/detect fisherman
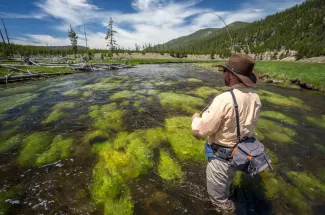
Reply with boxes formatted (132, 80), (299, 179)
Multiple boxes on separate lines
(191, 54), (261, 213)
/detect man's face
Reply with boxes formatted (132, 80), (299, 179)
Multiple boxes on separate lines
(223, 70), (230, 86)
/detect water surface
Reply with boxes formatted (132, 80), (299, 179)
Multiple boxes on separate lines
(0, 64), (325, 215)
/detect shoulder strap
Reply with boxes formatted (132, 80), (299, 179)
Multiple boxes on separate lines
(229, 89), (241, 143)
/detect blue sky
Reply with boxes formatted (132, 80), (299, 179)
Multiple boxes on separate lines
(0, 0), (305, 49)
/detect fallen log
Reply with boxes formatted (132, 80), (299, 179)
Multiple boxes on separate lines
(0, 72), (73, 83)
(0, 64), (32, 74)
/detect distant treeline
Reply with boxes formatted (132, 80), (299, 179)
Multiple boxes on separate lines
(148, 0), (325, 59)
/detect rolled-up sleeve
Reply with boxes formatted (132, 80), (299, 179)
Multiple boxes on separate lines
(191, 96), (229, 137)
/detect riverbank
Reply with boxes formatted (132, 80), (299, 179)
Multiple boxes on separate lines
(197, 61), (325, 92)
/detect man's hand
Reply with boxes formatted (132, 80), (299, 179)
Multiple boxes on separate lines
(192, 113), (200, 121)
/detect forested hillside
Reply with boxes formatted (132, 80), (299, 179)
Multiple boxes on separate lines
(149, 0), (325, 59)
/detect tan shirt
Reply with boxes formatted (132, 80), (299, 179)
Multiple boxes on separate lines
(191, 83), (262, 147)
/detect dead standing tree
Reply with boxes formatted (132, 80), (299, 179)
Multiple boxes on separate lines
(105, 17), (118, 54)
(68, 25), (78, 57)
(1, 18), (13, 58)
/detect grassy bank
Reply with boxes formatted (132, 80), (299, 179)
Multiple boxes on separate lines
(197, 61), (325, 91)
(0, 65), (75, 77)
(101, 58), (214, 65)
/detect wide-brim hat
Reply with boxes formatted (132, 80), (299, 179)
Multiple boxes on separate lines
(217, 54), (259, 87)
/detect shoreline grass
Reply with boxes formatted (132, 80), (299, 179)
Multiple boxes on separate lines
(196, 61), (325, 91)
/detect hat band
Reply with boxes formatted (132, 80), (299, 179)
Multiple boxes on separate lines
(225, 64), (248, 77)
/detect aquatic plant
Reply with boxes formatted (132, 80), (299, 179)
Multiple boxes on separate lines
(278, 181), (311, 213)
(287, 171), (325, 201)
(62, 89), (79, 96)
(158, 150), (183, 182)
(81, 82), (119, 91)
(257, 118), (295, 143)
(53, 101), (76, 110)
(314, 143), (325, 154)
(0, 187), (16, 214)
(306, 115), (325, 129)
(83, 91), (92, 98)
(0, 93), (39, 113)
(84, 130), (110, 145)
(0, 85), (37, 97)
(0, 134), (23, 153)
(258, 90), (310, 110)
(158, 92), (205, 114)
(35, 135), (74, 166)
(93, 109), (124, 132)
(17, 132), (52, 166)
(187, 78), (203, 83)
(192, 86), (221, 99)
(260, 111), (298, 126)
(43, 102), (76, 124)
(165, 117), (205, 163)
(155, 81), (174, 87)
(111, 90), (134, 100)
(145, 127), (168, 148)
(29, 105), (39, 113)
(42, 110), (67, 124)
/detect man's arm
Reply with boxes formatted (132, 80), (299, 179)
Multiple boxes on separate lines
(191, 96), (229, 137)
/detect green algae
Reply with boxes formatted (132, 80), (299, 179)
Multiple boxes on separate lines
(258, 90), (310, 110)
(165, 117), (205, 163)
(287, 171), (325, 201)
(0, 85), (37, 97)
(83, 91), (92, 98)
(192, 86), (221, 99)
(187, 78), (203, 83)
(62, 89), (79, 96)
(104, 192), (133, 215)
(111, 90), (134, 100)
(260, 111), (298, 126)
(17, 132), (52, 166)
(43, 102), (76, 124)
(84, 130), (110, 145)
(314, 143), (325, 154)
(0, 93), (39, 113)
(2, 115), (26, 128)
(279, 181), (311, 214)
(145, 127), (168, 148)
(42, 110), (67, 124)
(81, 82), (119, 91)
(29, 105), (39, 113)
(158, 92), (205, 114)
(0, 187), (17, 214)
(35, 135), (74, 166)
(158, 150), (183, 182)
(257, 118), (296, 143)
(306, 115), (325, 129)
(0, 134), (23, 153)
(93, 109), (124, 132)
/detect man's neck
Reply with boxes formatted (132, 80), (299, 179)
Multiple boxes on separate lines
(231, 83), (248, 88)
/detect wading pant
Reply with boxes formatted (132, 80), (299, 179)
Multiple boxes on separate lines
(206, 158), (237, 206)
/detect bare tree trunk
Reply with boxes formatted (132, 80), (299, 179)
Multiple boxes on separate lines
(1, 18), (13, 58)
(83, 19), (88, 48)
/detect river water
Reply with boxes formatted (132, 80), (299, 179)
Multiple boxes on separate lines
(0, 64), (324, 215)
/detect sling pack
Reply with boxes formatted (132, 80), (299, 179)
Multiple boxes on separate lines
(229, 89), (273, 176)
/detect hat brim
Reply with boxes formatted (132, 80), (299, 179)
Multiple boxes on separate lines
(217, 64), (259, 87)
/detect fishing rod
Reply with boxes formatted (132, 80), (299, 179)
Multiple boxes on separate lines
(196, 12), (234, 53)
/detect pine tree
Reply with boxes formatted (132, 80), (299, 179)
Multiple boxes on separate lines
(68, 25), (78, 57)
(105, 17), (118, 53)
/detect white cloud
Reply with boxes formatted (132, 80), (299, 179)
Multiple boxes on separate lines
(132, 0), (165, 11)
(9, 0), (305, 49)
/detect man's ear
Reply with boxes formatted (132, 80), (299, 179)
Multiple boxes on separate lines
(229, 72), (236, 79)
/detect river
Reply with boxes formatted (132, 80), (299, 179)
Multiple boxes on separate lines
(0, 64), (325, 215)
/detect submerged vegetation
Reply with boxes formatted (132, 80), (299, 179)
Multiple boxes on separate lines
(0, 63), (325, 215)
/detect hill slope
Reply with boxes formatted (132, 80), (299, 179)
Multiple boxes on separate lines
(150, 0), (325, 59)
